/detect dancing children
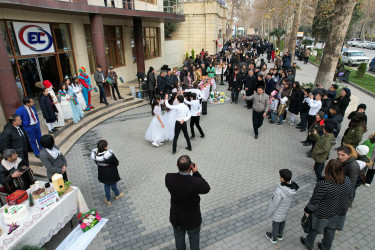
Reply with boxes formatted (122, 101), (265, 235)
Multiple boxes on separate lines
(91, 139), (124, 206)
(145, 95), (166, 147)
(184, 93), (205, 139)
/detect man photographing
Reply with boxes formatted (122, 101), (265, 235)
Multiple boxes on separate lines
(165, 155), (211, 250)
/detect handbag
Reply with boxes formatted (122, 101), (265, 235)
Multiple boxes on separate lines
(301, 214), (312, 233)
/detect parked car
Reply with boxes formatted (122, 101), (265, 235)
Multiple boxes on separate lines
(366, 42), (375, 50)
(358, 41), (370, 48)
(347, 38), (362, 46)
(341, 50), (370, 66)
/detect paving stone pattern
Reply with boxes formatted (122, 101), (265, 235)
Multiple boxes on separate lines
(44, 60), (375, 250)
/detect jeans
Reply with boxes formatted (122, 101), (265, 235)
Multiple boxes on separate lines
(278, 114), (284, 124)
(231, 89), (239, 103)
(270, 110), (276, 122)
(25, 125), (42, 156)
(272, 221), (285, 240)
(300, 112), (308, 129)
(173, 225), (200, 250)
(98, 86), (107, 103)
(314, 162), (325, 180)
(305, 227), (336, 250)
(252, 110), (265, 135)
(173, 121), (192, 152)
(104, 182), (119, 202)
(190, 116), (204, 137)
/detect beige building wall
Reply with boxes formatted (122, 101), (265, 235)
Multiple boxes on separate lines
(172, 0), (228, 55)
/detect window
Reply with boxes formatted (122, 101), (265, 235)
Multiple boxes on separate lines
(53, 23), (73, 52)
(138, 0), (157, 4)
(143, 27), (160, 60)
(131, 28), (136, 63)
(84, 25), (95, 74)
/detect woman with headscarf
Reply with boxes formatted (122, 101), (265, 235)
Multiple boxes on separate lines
(334, 87), (351, 117)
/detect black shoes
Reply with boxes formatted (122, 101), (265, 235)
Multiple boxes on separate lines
(200, 134), (205, 138)
(185, 147), (192, 151)
(300, 237), (312, 250)
(105, 102), (109, 105)
(303, 142), (312, 146)
(172, 151), (176, 154)
(301, 140), (308, 143)
(114, 97), (117, 101)
(317, 242), (323, 250)
(190, 135), (195, 139)
(254, 134), (258, 139)
(119, 96), (124, 99)
(300, 129), (306, 132)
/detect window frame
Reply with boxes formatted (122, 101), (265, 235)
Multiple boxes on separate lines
(143, 27), (160, 60)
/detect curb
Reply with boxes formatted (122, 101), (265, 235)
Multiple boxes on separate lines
(308, 61), (375, 98)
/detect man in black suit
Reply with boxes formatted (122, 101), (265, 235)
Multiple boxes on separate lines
(165, 155), (210, 250)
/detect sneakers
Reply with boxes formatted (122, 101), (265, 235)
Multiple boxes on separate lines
(104, 199), (111, 206)
(265, 232), (277, 244)
(115, 192), (125, 200)
(277, 234), (283, 241)
(290, 122), (295, 126)
(158, 142), (164, 146)
(277, 123), (282, 126)
(152, 141), (159, 147)
(365, 183), (371, 187)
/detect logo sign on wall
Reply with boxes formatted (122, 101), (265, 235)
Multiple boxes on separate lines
(13, 22), (55, 56)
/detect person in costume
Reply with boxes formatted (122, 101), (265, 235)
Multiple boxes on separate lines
(78, 67), (94, 110)
(42, 80), (65, 127)
(72, 76), (87, 111)
(66, 78), (84, 123)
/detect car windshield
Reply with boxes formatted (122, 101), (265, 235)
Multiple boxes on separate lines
(349, 52), (365, 56)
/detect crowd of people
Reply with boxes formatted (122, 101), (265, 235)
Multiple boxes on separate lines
(0, 34), (374, 250)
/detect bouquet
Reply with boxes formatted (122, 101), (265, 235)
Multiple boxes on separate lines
(77, 209), (101, 232)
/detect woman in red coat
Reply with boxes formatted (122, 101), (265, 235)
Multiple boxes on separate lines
(271, 50), (276, 62)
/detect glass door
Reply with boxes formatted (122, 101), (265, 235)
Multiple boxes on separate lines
(38, 55), (60, 90)
(18, 58), (41, 99)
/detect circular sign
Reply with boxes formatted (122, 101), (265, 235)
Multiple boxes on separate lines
(18, 25), (53, 52)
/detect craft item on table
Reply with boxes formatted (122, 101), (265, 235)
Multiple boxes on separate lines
(7, 222), (19, 235)
(6, 190), (28, 205)
(78, 209), (102, 232)
(57, 181), (72, 197)
(119, 77), (124, 83)
(93, 87), (98, 92)
(9, 165), (36, 191)
(28, 193), (35, 207)
(3, 205), (29, 224)
(52, 173), (65, 192)
(37, 190), (60, 211)
(105, 77), (113, 84)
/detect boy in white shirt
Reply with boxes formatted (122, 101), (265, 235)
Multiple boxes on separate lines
(277, 96), (288, 125)
(184, 93), (205, 139)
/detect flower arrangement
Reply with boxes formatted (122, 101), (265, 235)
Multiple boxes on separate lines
(77, 209), (101, 232)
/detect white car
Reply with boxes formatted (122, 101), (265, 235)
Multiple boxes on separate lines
(358, 41), (370, 48)
(366, 42), (375, 50)
(341, 50), (370, 66)
(347, 38), (362, 46)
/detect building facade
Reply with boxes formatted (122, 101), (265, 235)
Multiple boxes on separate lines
(172, 0), (228, 56)
(0, 0), (184, 125)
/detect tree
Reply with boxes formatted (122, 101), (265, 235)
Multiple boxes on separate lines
(287, 0), (304, 64)
(314, 0), (357, 89)
(164, 22), (177, 38)
(270, 28), (286, 48)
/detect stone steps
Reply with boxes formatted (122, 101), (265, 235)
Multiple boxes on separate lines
(29, 97), (148, 177)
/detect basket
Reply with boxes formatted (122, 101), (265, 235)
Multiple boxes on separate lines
(6, 190), (28, 205)
(77, 209), (101, 232)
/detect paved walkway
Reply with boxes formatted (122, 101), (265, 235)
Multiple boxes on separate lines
(43, 59), (375, 250)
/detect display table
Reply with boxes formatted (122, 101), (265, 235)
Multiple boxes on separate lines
(199, 78), (217, 101)
(0, 186), (88, 250)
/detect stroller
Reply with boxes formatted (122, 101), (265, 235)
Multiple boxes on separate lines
(369, 57), (375, 72)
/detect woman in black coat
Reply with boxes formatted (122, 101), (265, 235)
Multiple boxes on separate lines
(288, 81), (302, 125)
(91, 139), (124, 205)
(40, 88), (57, 133)
(334, 87), (351, 117)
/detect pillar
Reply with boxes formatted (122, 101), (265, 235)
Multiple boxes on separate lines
(133, 18), (145, 74)
(0, 27), (22, 119)
(89, 14), (110, 97)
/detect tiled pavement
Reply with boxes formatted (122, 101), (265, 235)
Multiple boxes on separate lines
(43, 60), (375, 250)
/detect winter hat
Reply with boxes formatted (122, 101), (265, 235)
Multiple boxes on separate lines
(78, 66), (86, 73)
(323, 123), (334, 133)
(357, 103), (366, 111)
(317, 111), (325, 119)
(356, 145), (369, 156)
(42, 80), (52, 88)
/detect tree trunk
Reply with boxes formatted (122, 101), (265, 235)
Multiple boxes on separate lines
(283, 9), (295, 52)
(288, 0), (303, 64)
(314, 0), (357, 89)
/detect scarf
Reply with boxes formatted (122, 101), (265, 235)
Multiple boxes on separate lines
(1, 158), (22, 171)
(46, 147), (61, 159)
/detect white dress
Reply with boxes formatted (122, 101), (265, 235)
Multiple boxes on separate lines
(145, 105), (167, 144)
(58, 91), (73, 120)
(163, 99), (178, 141)
(47, 87), (65, 127)
(72, 84), (87, 111)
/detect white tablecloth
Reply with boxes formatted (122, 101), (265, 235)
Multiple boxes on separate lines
(200, 79), (217, 101)
(0, 186), (89, 250)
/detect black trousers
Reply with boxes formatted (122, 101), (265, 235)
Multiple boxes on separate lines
(190, 116), (204, 137)
(252, 110), (265, 135)
(173, 121), (191, 152)
(245, 92), (253, 108)
(306, 115), (316, 142)
(366, 169), (375, 184)
(149, 90), (155, 105)
(111, 83), (121, 99)
(314, 162), (325, 180)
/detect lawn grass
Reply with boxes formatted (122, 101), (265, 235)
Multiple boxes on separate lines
(308, 55), (375, 94)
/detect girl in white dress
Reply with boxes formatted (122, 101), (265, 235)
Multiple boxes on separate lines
(58, 83), (73, 120)
(145, 96), (166, 147)
(72, 77), (87, 111)
(42, 80), (65, 127)
(163, 93), (178, 141)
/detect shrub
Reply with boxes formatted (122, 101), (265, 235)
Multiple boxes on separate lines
(356, 63), (367, 78)
(185, 52), (189, 60)
(191, 49), (195, 58)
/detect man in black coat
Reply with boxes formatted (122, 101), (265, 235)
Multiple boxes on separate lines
(165, 69), (173, 94)
(229, 68), (243, 104)
(156, 71), (167, 98)
(165, 155), (210, 250)
(265, 73), (276, 96)
(1, 114), (31, 165)
(243, 70), (257, 109)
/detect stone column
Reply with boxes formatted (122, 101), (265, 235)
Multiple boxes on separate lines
(133, 18), (145, 74)
(0, 28), (22, 119)
(89, 13), (110, 97)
